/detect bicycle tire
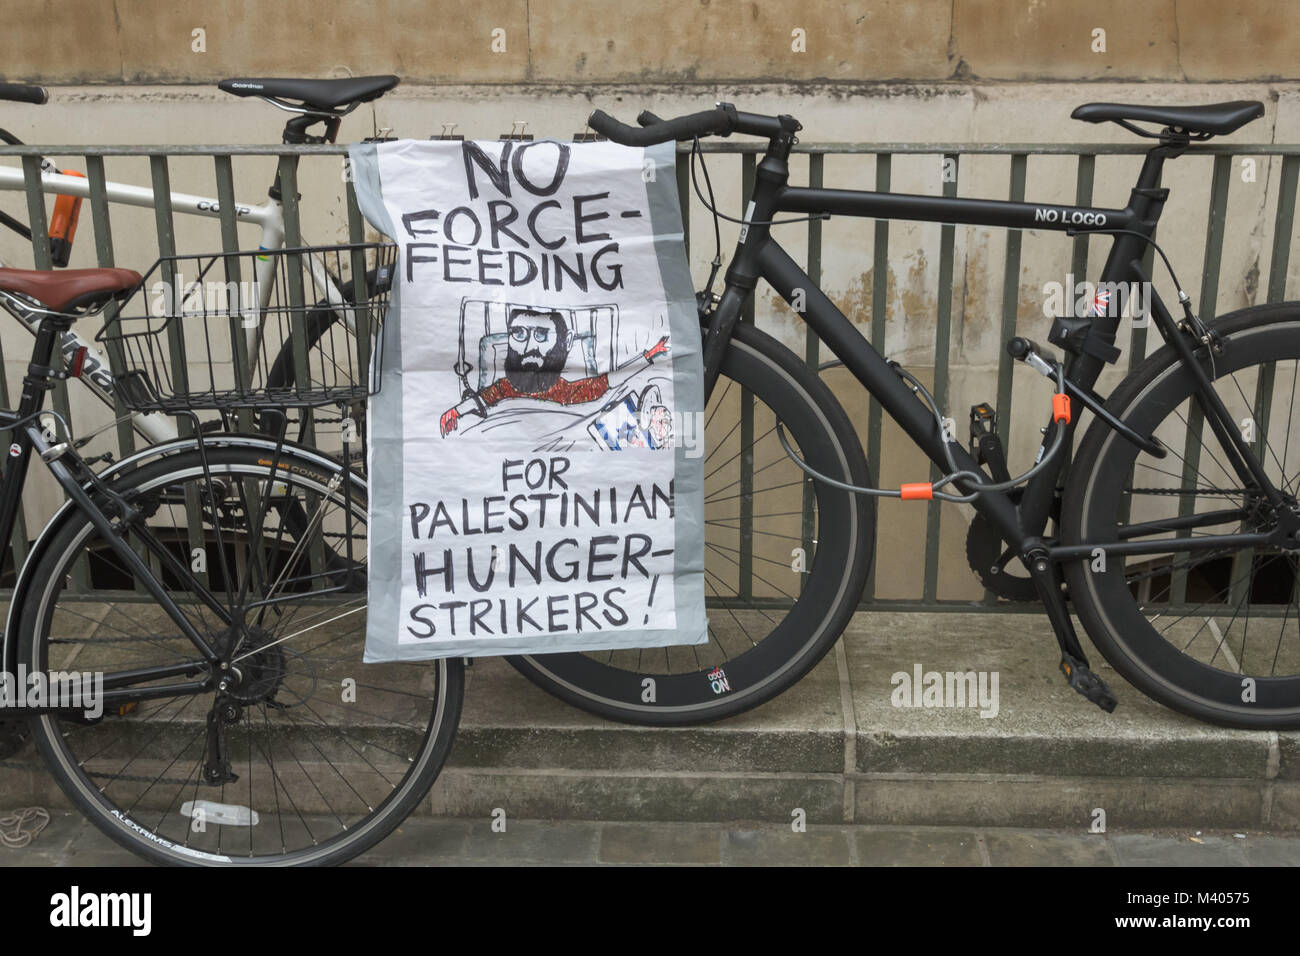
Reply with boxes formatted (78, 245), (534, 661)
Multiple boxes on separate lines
(506, 321), (875, 724)
(1063, 304), (1300, 728)
(19, 442), (463, 865)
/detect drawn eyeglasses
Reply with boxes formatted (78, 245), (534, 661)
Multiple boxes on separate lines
(509, 326), (553, 344)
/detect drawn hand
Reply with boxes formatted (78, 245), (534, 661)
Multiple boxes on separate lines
(440, 407), (459, 437)
(644, 336), (670, 362)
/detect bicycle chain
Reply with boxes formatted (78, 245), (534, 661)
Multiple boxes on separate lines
(1128, 487), (1247, 497)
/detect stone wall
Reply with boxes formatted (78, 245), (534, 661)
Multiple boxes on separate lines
(2, 1), (1294, 85)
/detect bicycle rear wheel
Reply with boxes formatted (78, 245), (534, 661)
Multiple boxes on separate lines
(19, 443), (462, 865)
(506, 322), (875, 724)
(1064, 305), (1300, 727)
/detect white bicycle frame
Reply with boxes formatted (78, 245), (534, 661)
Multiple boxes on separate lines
(0, 164), (355, 443)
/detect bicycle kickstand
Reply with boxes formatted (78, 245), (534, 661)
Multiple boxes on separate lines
(1021, 537), (1119, 714)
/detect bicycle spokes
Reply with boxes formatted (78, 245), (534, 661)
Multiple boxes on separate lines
(1116, 352), (1300, 676)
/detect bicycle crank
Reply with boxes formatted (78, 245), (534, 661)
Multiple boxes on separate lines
(964, 488), (1060, 601)
(965, 511), (1038, 601)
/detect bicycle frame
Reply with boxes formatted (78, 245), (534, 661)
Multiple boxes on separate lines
(0, 301), (375, 715)
(0, 312), (219, 714)
(0, 164), (355, 443)
(704, 134), (1293, 654)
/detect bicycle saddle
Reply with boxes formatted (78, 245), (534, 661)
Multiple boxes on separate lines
(0, 267), (140, 314)
(1071, 101), (1264, 136)
(217, 76), (399, 111)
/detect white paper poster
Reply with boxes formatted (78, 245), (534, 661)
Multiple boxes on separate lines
(349, 138), (707, 660)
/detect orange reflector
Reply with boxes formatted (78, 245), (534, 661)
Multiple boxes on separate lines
(900, 482), (934, 500)
(1052, 393), (1071, 424)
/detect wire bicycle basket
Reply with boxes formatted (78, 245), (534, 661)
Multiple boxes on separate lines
(96, 242), (396, 413)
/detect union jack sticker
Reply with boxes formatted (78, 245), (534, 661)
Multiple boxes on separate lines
(1091, 289), (1112, 317)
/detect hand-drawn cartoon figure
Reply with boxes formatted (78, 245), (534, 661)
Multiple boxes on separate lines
(440, 305), (670, 438)
(588, 384), (674, 451)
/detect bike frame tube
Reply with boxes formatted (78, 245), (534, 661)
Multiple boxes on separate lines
(0, 166), (275, 227)
(0, 319), (222, 713)
(778, 187), (1134, 234)
(0, 163), (356, 443)
(0, 164), (285, 445)
(708, 140), (1174, 555)
(17, 435), (219, 663)
(0, 431), (367, 677)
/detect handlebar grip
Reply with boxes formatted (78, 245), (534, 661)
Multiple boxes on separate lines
(637, 110), (665, 127)
(0, 83), (48, 105)
(1006, 337), (1039, 360)
(587, 107), (734, 146)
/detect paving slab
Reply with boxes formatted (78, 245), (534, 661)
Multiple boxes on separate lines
(982, 829), (1114, 866)
(854, 827), (983, 866)
(1241, 834), (1300, 866)
(457, 819), (602, 864)
(599, 823), (722, 864)
(723, 826), (853, 866)
(1110, 833), (1250, 867)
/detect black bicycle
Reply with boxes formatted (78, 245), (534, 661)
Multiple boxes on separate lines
(498, 98), (1300, 730)
(0, 237), (463, 866)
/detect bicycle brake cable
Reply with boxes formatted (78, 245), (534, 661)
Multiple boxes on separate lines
(690, 136), (724, 299)
(1066, 225), (1221, 377)
(691, 136), (832, 235)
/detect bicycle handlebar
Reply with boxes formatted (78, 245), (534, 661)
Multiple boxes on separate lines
(0, 83), (48, 106)
(587, 103), (797, 145)
(588, 106), (735, 145)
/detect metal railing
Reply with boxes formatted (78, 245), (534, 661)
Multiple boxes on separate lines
(0, 137), (1296, 611)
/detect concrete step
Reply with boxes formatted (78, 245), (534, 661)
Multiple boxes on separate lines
(432, 610), (1300, 831)
(3, 610), (1299, 832)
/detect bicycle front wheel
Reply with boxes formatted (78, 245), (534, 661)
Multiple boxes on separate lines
(19, 442), (462, 865)
(1064, 304), (1300, 727)
(506, 321), (875, 724)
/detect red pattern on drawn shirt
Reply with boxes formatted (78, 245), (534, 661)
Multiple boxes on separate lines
(478, 373), (610, 407)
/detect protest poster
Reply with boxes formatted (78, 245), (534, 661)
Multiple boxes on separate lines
(349, 137), (707, 659)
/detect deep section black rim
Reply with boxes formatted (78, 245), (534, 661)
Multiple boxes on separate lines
(512, 334), (863, 712)
(1077, 318), (1300, 711)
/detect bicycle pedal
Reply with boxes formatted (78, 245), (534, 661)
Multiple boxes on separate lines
(968, 403), (1012, 483)
(1059, 654), (1118, 713)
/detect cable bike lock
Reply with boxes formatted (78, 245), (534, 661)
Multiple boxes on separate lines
(774, 357), (1072, 503)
